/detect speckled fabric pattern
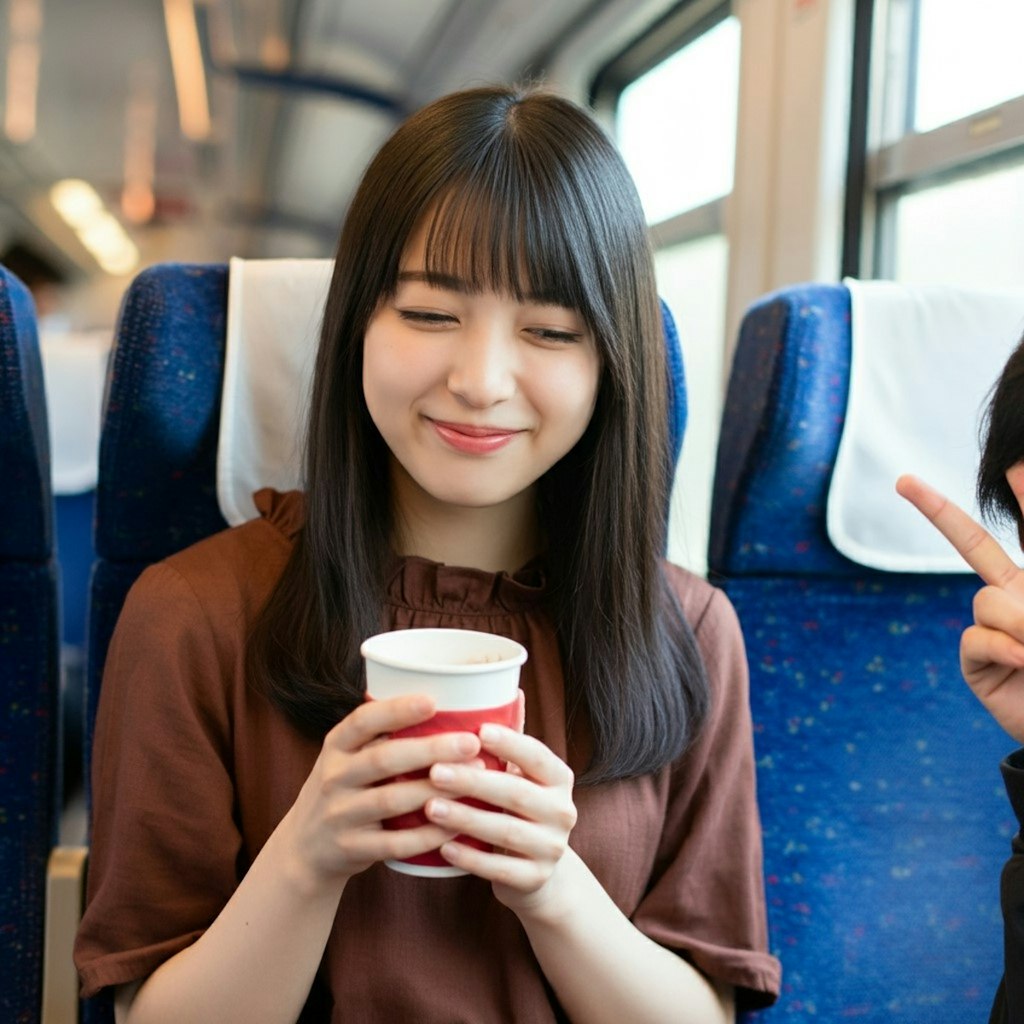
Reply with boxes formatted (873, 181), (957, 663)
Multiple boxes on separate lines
(715, 283), (1011, 1021)
(85, 263), (231, 1024)
(661, 296), (687, 470)
(86, 264), (229, 804)
(95, 263), (229, 563)
(0, 265), (60, 1024)
(710, 284), (856, 577)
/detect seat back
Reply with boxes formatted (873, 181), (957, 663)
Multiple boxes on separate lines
(0, 265), (60, 1023)
(712, 283), (1011, 1021)
(85, 265), (230, 790)
(81, 263), (229, 1024)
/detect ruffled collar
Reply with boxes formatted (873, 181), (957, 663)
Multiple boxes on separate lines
(385, 555), (546, 615)
(254, 487), (547, 614)
(254, 486), (304, 540)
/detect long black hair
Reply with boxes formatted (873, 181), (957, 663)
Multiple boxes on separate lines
(978, 332), (1024, 536)
(247, 85), (709, 783)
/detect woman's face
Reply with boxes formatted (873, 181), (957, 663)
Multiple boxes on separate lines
(362, 221), (601, 521)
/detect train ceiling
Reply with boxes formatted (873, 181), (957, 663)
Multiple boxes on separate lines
(0, 0), (609, 281)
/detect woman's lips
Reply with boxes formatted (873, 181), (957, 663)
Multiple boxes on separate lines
(429, 419), (521, 454)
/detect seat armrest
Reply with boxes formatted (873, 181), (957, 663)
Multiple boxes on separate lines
(42, 845), (88, 1024)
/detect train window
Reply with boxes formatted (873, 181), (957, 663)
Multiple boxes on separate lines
(616, 16), (739, 224)
(891, 161), (1024, 289)
(871, 0), (1024, 285)
(595, 3), (739, 574)
(913, 0), (1024, 133)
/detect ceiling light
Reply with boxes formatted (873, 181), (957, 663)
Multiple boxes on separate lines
(4, 0), (42, 143)
(122, 67), (158, 224)
(163, 0), (211, 141)
(95, 242), (140, 278)
(50, 179), (139, 278)
(50, 180), (104, 229)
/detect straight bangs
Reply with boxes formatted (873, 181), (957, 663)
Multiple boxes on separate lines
(415, 171), (616, 348)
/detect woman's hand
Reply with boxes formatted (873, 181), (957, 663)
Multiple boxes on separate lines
(282, 695), (483, 894)
(423, 723), (578, 916)
(897, 470), (1024, 744)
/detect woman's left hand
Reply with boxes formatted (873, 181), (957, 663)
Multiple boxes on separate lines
(424, 723), (578, 915)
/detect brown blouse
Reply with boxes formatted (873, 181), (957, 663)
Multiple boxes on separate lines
(75, 489), (781, 1019)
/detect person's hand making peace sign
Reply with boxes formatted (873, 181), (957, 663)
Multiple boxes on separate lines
(897, 467), (1024, 746)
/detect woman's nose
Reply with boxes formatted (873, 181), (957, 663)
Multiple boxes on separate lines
(445, 326), (516, 407)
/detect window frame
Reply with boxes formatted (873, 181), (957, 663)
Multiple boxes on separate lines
(865, 0), (1024, 278)
(590, 0), (733, 251)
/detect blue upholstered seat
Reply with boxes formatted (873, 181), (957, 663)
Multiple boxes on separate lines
(85, 264), (230, 801)
(713, 283), (1010, 1021)
(82, 263), (229, 1024)
(0, 265), (61, 1023)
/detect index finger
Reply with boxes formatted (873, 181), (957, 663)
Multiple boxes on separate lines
(328, 694), (437, 751)
(478, 725), (574, 787)
(895, 474), (1022, 591)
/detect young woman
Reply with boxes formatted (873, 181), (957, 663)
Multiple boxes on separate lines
(898, 336), (1024, 1024)
(75, 85), (780, 1023)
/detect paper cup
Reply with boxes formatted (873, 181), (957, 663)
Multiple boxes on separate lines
(360, 628), (527, 877)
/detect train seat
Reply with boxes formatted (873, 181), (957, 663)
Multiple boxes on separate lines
(75, 260), (688, 1021)
(0, 265), (61, 1023)
(711, 281), (1024, 1021)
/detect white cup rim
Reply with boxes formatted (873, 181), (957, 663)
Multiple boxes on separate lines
(360, 627), (527, 675)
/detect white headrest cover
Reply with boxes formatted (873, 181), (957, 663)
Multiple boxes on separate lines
(828, 279), (1024, 572)
(217, 257), (333, 525)
(40, 329), (112, 495)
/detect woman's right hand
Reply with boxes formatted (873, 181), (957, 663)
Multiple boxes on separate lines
(897, 471), (1024, 745)
(281, 694), (482, 893)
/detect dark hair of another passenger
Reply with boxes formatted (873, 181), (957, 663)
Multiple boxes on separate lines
(245, 84), (709, 784)
(978, 333), (1024, 538)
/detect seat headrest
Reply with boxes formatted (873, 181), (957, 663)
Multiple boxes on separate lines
(218, 257), (332, 525)
(828, 279), (1024, 572)
(710, 281), (1024, 578)
(40, 330), (112, 495)
(95, 263), (228, 563)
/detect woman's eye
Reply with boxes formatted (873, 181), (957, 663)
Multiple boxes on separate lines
(398, 309), (457, 327)
(529, 327), (583, 344)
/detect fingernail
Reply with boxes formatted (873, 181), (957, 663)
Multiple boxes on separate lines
(479, 724), (499, 742)
(430, 799), (449, 820)
(455, 733), (477, 754)
(432, 765), (454, 783)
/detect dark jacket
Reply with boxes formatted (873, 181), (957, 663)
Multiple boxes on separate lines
(991, 750), (1024, 1024)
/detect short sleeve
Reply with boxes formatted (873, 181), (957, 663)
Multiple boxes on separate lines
(74, 562), (243, 998)
(631, 584), (781, 1009)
